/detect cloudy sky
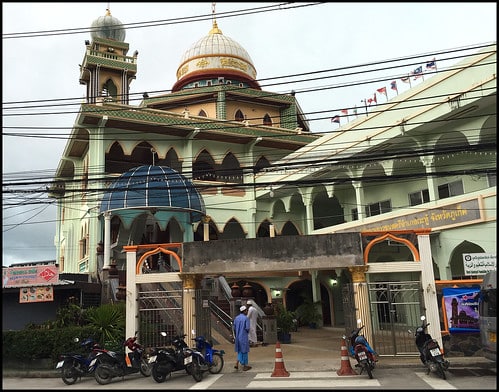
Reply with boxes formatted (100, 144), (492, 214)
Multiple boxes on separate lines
(2, 2), (496, 266)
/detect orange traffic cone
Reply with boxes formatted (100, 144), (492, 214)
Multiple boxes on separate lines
(271, 341), (290, 377)
(337, 337), (357, 376)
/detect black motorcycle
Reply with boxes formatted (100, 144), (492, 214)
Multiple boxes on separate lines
(56, 337), (106, 385)
(410, 315), (450, 379)
(149, 333), (206, 383)
(93, 334), (151, 385)
(193, 335), (225, 374)
(347, 320), (377, 379)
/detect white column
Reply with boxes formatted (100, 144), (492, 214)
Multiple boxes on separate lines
(126, 247), (138, 340)
(421, 156), (439, 201)
(103, 211), (111, 268)
(353, 181), (365, 220)
(418, 232), (443, 348)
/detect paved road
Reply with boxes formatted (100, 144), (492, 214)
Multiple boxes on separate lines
(2, 366), (497, 390)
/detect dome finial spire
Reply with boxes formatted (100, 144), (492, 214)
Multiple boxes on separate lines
(106, 2), (111, 16)
(209, 2), (222, 35)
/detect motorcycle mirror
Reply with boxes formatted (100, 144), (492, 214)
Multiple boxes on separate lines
(160, 331), (167, 337)
(420, 315), (426, 321)
(73, 337), (80, 343)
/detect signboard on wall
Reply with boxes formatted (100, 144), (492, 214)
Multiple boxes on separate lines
(2, 265), (58, 288)
(19, 286), (54, 303)
(442, 287), (480, 333)
(462, 253), (496, 275)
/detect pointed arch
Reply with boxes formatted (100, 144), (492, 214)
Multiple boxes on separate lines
(281, 221), (300, 236)
(193, 149), (216, 181)
(157, 147), (182, 173)
(254, 156), (271, 173)
(220, 152), (243, 183)
(221, 217), (246, 239)
(363, 233), (420, 264)
(263, 113), (272, 126)
(102, 78), (117, 100)
(235, 109), (245, 122)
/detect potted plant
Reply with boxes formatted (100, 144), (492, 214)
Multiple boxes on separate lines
(295, 296), (322, 329)
(275, 303), (295, 343)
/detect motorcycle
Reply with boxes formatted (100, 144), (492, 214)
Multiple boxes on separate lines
(92, 333), (151, 385)
(410, 315), (450, 379)
(193, 335), (225, 374)
(149, 332), (206, 383)
(55, 337), (106, 385)
(346, 319), (377, 379)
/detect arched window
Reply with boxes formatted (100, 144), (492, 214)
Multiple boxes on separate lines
(254, 156), (271, 173)
(193, 150), (216, 181)
(198, 109), (207, 117)
(102, 79), (117, 100)
(220, 153), (243, 183)
(235, 109), (245, 122)
(263, 113), (272, 126)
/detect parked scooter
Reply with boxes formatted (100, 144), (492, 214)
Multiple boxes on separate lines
(193, 335), (225, 374)
(92, 333), (151, 385)
(149, 332), (206, 383)
(410, 315), (450, 379)
(56, 337), (106, 385)
(346, 319), (377, 379)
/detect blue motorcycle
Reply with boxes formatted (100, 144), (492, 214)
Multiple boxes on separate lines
(55, 337), (105, 385)
(193, 335), (225, 374)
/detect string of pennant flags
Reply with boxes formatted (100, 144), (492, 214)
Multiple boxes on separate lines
(331, 58), (437, 125)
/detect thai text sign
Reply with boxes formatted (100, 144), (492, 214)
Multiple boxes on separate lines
(356, 198), (481, 232)
(462, 253), (496, 275)
(2, 265), (59, 288)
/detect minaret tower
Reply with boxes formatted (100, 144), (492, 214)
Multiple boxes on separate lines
(79, 7), (137, 104)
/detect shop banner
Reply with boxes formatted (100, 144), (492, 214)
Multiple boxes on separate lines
(442, 287), (480, 333)
(19, 286), (54, 303)
(2, 265), (58, 288)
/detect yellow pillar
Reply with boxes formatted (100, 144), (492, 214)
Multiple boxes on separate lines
(348, 265), (373, 346)
(181, 274), (202, 339)
(202, 216), (211, 242)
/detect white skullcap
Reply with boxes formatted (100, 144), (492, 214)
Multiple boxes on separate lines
(240, 305), (247, 312)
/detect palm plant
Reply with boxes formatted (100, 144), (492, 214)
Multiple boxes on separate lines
(84, 302), (126, 350)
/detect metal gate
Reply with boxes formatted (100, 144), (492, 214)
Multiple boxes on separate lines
(137, 281), (183, 349)
(369, 281), (423, 356)
(342, 281), (423, 356)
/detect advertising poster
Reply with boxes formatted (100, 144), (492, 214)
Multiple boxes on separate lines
(19, 286), (54, 303)
(3, 265), (58, 288)
(442, 287), (480, 333)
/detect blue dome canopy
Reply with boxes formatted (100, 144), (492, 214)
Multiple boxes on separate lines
(99, 165), (205, 222)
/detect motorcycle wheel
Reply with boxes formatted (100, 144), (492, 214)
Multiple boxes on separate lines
(366, 363), (373, 379)
(61, 362), (78, 385)
(152, 362), (171, 383)
(208, 353), (224, 374)
(189, 359), (203, 382)
(436, 362), (446, 380)
(139, 358), (152, 377)
(94, 364), (114, 385)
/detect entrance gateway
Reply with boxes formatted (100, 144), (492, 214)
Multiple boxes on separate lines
(124, 230), (439, 356)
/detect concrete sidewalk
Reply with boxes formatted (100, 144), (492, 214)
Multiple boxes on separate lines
(218, 326), (495, 373)
(2, 326), (494, 378)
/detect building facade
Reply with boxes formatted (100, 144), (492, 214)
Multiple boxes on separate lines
(49, 7), (496, 354)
